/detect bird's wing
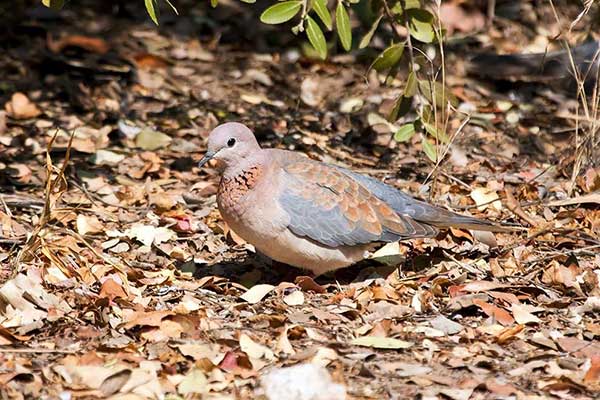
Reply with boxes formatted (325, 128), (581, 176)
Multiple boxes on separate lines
(335, 167), (515, 232)
(278, 160), (438, 248)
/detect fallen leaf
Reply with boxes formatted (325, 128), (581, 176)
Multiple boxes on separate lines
(99, 278), (128, 302)
(339, 97), (364, 113)
(470, 187), (502, 211)
(0, 270), (72, 330)
(283, 290), (305, 306)
(99, 369), (132, 397)
(125, 224), (175, 247)
(473, 299), (515, 326)
(133, 53), (169, 69)
(239, 333), (274, 361)
(389, 362), (432, 377)
(429, 315), (464, 335)
(370, 242), (405, 265)
(294, 276), (326, 293)
(240, 284), (276, 304)
(178, 369), (208, 395)
(510, 303), (542, 325)
(91, 150), (125, 166)
(496, 324), (524, 344)
(135, 128), (172, 151)
(276, 326), (295, 355)
(584, 356), (600, 385)
(300, 77), (324, 106)
(47, 34), (110, 54)
(351, 336), (414, 349)
(4, 93), (41, 119)
(76, 214), (104, 236)
(121, 310), (173, 329)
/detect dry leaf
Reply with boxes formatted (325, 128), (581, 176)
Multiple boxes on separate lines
(470, 187), (502, 211)
(283, 290), (305, 306)
(47, 34), (110, 54)
(178, 369), (208, 395)
(473, 299), (515, 326)
(510, 303), (542, 325)
(4, 93), (41, 119)
(240, 284), (275, 304)
(239, 333), (275, 362)
(351, 336), (414, 349)
(76, 214), (104, 236)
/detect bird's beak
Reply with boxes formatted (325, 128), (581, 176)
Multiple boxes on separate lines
(198, 150), (217, 168)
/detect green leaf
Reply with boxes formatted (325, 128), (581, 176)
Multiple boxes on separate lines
(421, 136), (438, 162)
(260, 1), (302, 25)
(312, 0), (332, 30)
(371, 43), (404, 72)
(422, 121), (450, 143)
(406, 9), (435, 43)
(418, 80), (458, 109)
(351, 336), (414, 349)
(359, 14), (382, 49)
(42, 0), (65, 10)
(210, 0), (218, 8)
(390, 0), (421, 15)
(145, 0), (159, 25)
(240, 0), (256, 3)
(306, 16), (327, 60)
(389, 95), (412, 121)
(394, 123), (416, 142)
(336, 3), (352, 51)
(404, 71), (417, 97)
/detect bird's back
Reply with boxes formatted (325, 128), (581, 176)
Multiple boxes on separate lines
(269, 151), (513, 236)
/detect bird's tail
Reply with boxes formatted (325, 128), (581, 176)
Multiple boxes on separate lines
(425, 212), (522, 233)
(409, 202), (522, 233)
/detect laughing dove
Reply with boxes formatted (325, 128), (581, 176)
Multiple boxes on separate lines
(199, 122), (513, 275)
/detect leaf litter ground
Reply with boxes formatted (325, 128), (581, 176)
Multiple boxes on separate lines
(0, 3), (599, 399)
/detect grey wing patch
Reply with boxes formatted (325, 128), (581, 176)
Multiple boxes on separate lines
(335, 166), (509, 232)
(279, 189), (381, 248)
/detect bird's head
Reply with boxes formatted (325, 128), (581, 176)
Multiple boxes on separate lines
(198, 122), (261, 170)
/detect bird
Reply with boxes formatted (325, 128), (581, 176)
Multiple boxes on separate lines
(198, 122), (515, 276)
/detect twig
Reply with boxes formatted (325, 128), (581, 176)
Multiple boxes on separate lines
(12, 130), (74, 277)
(0, 195), (44, 209)
(0, 347), (76, 354)
(0, 238), (25, 245)
(381, 0), (409, 50)
(523, 245), (600, 265)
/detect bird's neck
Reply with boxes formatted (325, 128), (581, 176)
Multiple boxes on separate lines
(222, 153), (265, 181)
(218, 158), (266, 214)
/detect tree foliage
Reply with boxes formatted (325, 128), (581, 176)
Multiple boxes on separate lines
(41, 0), (455, 161)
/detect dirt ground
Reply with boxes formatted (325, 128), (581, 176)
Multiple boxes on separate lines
(0, 1), (599, 399)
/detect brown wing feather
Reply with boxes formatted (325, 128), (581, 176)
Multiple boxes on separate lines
(279, 160), (437, 247)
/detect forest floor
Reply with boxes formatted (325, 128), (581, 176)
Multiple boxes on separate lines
(0, 1), (599, 399)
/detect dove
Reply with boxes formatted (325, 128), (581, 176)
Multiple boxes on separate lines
(198, 122), (514, 276)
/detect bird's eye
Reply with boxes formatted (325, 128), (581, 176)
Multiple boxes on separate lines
(227, 138), (236, 147)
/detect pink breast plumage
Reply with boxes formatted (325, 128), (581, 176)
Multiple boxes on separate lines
(217, 165), (264, 216)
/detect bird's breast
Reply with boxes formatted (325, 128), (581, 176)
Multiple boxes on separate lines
(217, 165), (264, 219)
